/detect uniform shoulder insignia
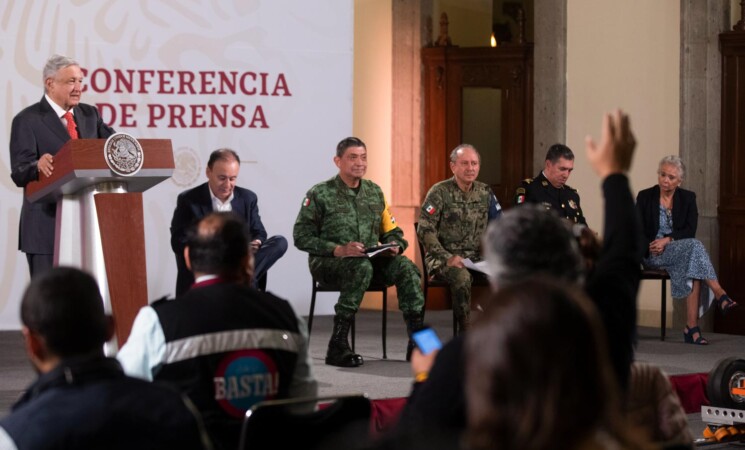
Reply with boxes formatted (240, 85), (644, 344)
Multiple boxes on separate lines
(523, 178), (533, 183)
(564, 184), (578, 193)
(515, 187), (526, 194)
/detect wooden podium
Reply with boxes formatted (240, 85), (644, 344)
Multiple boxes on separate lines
(26, 138), (174, 347)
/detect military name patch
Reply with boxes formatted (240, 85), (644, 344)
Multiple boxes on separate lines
(425, 204), (436, 215)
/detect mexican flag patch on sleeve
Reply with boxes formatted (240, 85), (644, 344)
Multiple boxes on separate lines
(302, 197), (311, 207)
(425, 204), (436, 215)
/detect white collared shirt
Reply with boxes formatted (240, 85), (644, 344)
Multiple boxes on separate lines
(45, 93), (73, 128)
(209, 187), (234, 212)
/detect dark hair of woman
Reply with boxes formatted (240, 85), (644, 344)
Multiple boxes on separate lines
(464, 278), (642, 450)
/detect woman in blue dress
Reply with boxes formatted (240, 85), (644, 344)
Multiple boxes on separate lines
(636, 155), (737, 345)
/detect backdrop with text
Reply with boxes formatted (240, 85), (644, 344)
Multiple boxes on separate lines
(0, 1), (352, 328)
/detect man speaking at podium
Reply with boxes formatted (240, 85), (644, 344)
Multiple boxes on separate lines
(9, 54), (115, 278)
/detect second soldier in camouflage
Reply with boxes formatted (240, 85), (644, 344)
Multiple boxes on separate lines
(417, 144), (501, 332)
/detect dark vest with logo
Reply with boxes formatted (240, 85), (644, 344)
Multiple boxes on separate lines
(152, 282), (301, 450)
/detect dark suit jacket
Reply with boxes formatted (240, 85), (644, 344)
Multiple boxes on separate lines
(635, 185), (697, 253)
(10, 96), (115, 254)
(170, 183), (267, 294)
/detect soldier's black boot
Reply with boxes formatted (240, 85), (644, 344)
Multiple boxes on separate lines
(325, 315), (364, 367)
(404, 311), (425, 362)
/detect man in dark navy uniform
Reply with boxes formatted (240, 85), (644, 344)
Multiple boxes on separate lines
(514, 144), (587, 225)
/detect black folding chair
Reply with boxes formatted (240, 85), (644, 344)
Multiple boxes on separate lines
(238, 394), (371, 449)
(307, 277), (388, 359)
(414, 222), (489, 336)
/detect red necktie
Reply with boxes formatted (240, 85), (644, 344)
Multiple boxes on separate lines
(63, 111), (78, 139)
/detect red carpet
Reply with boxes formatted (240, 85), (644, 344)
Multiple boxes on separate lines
(367, 373), (709, 435)
(669, 372), (709, 414)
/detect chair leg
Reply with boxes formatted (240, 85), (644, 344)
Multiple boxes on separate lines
(382, 289), (387, 360)
(308, 282), (317, 344)
(660, 278), (667, 341)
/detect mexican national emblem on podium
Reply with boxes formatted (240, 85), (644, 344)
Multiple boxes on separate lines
(104, 132), (144, 176)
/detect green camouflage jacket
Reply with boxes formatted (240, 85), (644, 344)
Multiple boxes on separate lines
(417, 177), (501, 273)
(293, 175), (407, 258)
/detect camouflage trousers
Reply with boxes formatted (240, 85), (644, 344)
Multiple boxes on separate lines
(310, 255), (424, 318)
(433, 266), (489, 323)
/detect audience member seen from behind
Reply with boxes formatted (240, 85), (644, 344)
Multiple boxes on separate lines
(636, 156), (738, 345)
(625, 362), (694, 448)
(393, 110), (643, 440)
(0, 267), (211, 450)
(465, 279), (647, 450)
(119, 212), (316, 450)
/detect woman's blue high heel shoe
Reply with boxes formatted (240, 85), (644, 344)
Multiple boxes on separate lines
(683, 326), (708, 345)
(717, 294), (738, 316)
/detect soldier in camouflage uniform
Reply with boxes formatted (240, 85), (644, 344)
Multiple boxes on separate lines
(417, 144), (501, 332)
(514, 143), (588, 226)
(293, 137), (425, 367)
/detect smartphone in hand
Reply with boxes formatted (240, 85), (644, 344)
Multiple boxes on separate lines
(412, 327), (442, 355)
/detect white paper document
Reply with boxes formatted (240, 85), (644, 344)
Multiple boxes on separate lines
(463, 258), (489, 274)
(364, 243), (399, 257)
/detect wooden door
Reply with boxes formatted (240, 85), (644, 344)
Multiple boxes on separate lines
(422, 45), (533, 207)
(716, 31), (745, 334)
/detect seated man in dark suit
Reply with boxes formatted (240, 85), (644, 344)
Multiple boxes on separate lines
(0, 267), (210, 450)
(171, 148), (287, 295)
(120, 212), (316, 450)
(9, 54), (115, 277)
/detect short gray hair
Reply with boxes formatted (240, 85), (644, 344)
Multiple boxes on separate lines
(658, 155), (685, 181)
(43, 54), (80, 93)
(483, 205), (583, 289)
(449, 144), (480, 163)
(207, 148), (240, 169)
